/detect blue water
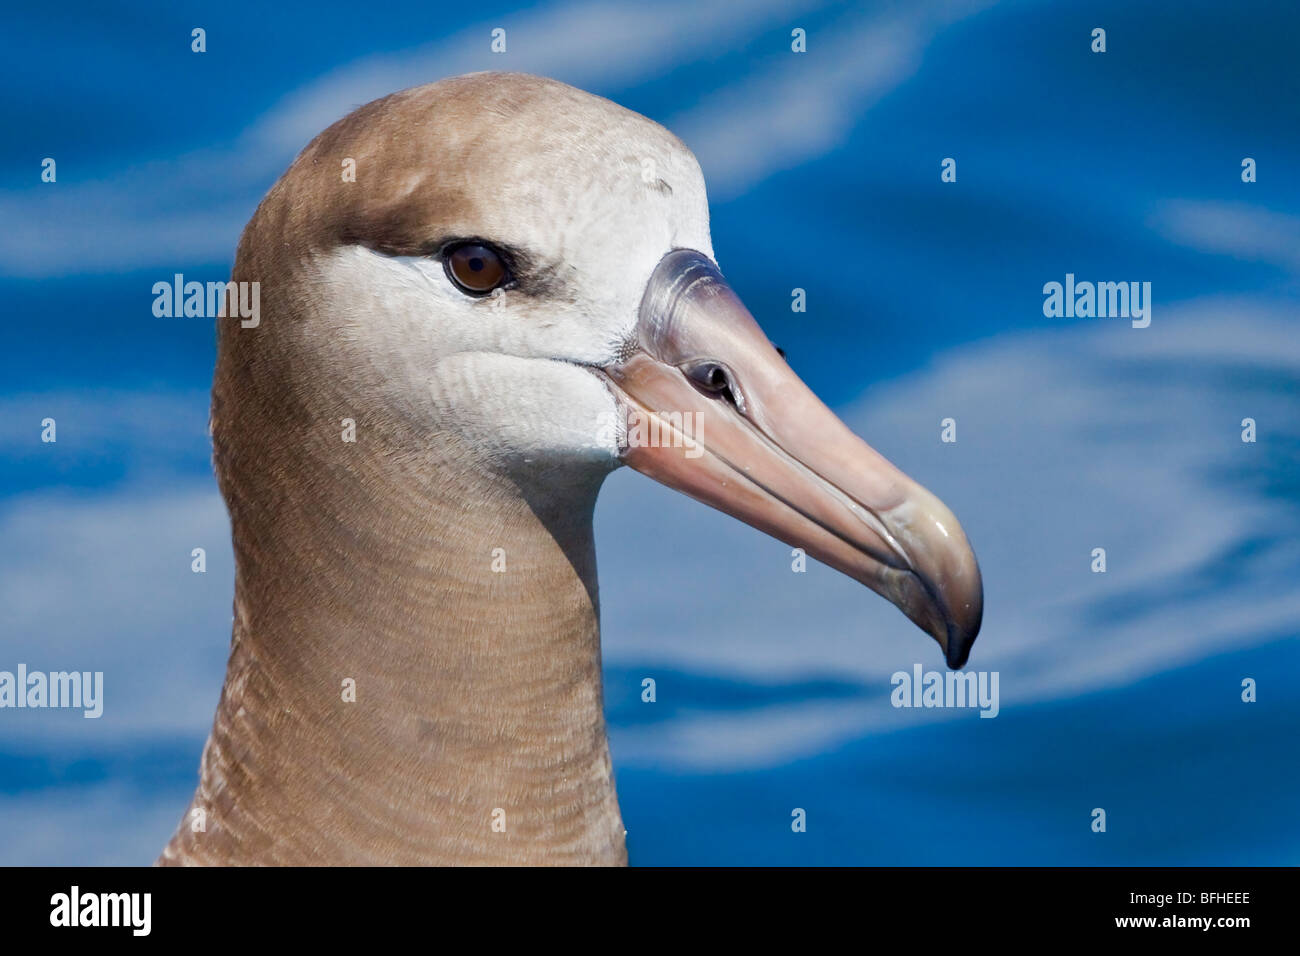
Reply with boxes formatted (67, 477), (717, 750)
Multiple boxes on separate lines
(617, 636), (1300, 865)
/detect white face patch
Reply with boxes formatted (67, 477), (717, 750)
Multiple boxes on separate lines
(298, 131), (715, 475)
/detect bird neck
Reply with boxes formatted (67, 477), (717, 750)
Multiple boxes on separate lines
(161, 418), (626, 865)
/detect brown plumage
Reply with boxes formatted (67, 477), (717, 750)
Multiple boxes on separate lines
(160, 72), (982, 866)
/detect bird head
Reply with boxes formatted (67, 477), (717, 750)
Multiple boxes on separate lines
(226, 72), (982, 667)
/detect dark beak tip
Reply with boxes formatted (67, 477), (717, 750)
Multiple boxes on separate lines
(945, 638), (972, 670)
(943, 611), (982, 670)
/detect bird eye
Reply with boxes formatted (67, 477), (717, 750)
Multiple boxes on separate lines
(444, 242), (509, 296)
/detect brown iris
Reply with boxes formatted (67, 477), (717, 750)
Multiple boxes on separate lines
(444, 242), (508, 295)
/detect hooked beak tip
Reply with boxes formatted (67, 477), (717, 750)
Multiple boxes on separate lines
(945, 619), (978, 669)
(610, 247), (986, 668)
(942, 561), (984, 668)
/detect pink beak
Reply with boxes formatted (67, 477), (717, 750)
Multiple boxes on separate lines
(596, 250), (983, 667)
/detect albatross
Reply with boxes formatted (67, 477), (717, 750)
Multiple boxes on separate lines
(159, 72), (982, 866)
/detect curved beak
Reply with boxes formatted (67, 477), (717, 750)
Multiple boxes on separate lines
(597, 249), (983, 668)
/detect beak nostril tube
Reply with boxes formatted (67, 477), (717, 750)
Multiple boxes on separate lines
(618, 247), (982, 669)
(682, 360), (740, 408)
